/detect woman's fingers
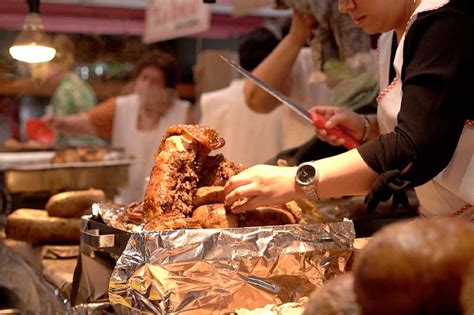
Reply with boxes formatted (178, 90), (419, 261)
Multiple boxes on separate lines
(230, 195), (267, 214)
(225, 182), (259, 207)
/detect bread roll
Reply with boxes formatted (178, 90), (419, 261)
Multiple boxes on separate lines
(5, 209), (81, 244)
(353, 218), (474, 315)
(192, 204), (239, 229)
(303, 273), (360, 315)
(46, 189), (105, 218)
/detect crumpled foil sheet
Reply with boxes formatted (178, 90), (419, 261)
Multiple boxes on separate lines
(0, 243), (70, 314)
(109, 221), (355, 314)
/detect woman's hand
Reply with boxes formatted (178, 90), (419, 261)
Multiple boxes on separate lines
(288, 10), (315, 47)
(224, 165), (304, 214)
(41, 113), (61, 129)
(310, 106), (366, 147)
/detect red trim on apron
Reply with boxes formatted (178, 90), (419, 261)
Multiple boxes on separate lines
(377, 76), (399, 103)
(452, 204), (474, 217)
(466, 120), (474, 127)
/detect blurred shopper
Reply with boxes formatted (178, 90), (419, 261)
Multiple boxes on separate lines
(44, 50), (194, 203)
(244, 9), (378, 165)
(35, 34), (99, 145)
(199, 27), (286, 166)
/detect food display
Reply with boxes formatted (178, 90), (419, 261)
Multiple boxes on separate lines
(50, 146), (114, 164)
(120, 124), (302, 231)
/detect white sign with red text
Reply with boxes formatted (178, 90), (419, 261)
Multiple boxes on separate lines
(144, 0), (211, 43)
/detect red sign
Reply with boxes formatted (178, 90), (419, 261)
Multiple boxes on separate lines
(144, 0), (211, 43)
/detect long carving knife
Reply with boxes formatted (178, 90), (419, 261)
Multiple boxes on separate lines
(220, 55), (360, 150)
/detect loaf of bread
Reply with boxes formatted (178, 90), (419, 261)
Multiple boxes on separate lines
(303, 273), (360, 315)
(5, 209), (81, 244)
(46, 189), (105, 218)
(353, 218), (474, 315)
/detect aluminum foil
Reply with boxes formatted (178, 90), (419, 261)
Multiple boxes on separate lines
(109, 221), (355, 314)
(0, 243), (70, 314)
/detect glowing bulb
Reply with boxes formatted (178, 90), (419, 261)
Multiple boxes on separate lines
(9, 44), (56, 63)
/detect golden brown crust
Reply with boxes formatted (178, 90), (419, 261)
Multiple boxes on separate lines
(192, 204), (239, 229)
(5, 209), (81, 244)
(46, 189), (105, 218)
(158, 124), (225, 152)
(143, 136), (199, 219)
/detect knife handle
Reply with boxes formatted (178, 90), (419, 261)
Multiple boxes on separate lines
(310, 111), (360, 150)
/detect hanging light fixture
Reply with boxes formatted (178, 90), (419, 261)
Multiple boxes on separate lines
(9, 0), (56, 63)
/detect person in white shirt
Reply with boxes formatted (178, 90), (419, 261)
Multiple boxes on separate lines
(199, 27), (286, 167)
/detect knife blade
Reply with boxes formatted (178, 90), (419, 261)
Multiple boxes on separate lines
(220, 55), (360, 150)
(220, 55), (313, 124)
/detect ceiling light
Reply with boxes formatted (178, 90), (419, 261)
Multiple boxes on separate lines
(9, 0), (56, 63)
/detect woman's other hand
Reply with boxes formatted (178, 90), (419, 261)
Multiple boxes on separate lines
(224, 165), (304, 214)
(310, 106), (366, 147)
(288, 10), (315, 47)
(41, 113), (60, 128)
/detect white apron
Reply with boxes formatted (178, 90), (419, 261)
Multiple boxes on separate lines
(111, 94), (189, 204)
(376, 0), (474, 219)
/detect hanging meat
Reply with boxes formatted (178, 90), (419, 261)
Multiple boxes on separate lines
(133, 124), (301, 231)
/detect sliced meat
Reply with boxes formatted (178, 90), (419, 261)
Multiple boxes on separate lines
(193, 186), (225, 207)
(192, 204), (239, 229)
(144, 212), (202, 231)
(199, 154), (244, 187)
(241, 207), (297, 227)
(126, 201), (145, 224)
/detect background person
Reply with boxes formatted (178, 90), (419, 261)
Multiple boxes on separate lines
(35, 34), (99, 145)
(244, 9), (378, 166)
(44, 50), (195, 204)
(199, 27), (285, 167)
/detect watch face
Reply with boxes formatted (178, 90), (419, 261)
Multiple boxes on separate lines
(297, 164), (316, 185)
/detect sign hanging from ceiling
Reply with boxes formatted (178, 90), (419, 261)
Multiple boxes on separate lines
(144, 0), (211, 43)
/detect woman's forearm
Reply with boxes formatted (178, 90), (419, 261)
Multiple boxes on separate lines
(54, 113), (98, 136)
(314, 149), (379, 198)
(244, 35), (304, 113)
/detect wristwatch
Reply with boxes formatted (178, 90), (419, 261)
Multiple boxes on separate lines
(295, 161), (320, 203)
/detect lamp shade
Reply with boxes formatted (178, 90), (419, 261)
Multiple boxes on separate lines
(9, 13), (56, 63)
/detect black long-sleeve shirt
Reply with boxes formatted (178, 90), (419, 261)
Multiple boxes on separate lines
(358, 0), (474, 189)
